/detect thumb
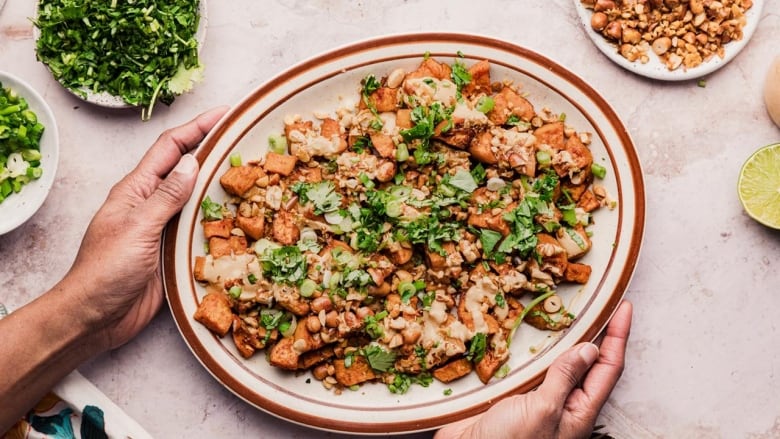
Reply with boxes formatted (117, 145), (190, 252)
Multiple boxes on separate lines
(143, 153), (199, 230)
(536, 342), (599, 406)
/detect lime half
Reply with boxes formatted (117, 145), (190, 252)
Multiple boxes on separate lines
(738, 143), (780, 229)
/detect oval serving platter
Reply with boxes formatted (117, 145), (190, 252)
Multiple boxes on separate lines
(163, 32), (646, 435)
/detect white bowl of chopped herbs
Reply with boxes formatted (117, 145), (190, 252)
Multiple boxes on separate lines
(33, 0), (207, 121)
(0, 71), (59, 235)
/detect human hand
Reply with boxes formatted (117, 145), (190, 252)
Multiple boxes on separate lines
(435, 300), (633, 439)
(66, 106), (228, 350)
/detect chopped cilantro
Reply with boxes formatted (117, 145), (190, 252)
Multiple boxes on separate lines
(363, 311), (388, 339)
(449, 169), (478, 193)
(364, 345), (396, 372)
(200, 196), (223, 221)
(292, 181), (342, 215)
(259, 246), (307, 285)
(466, 332), (487, 363)
(479, 229), (503, 257)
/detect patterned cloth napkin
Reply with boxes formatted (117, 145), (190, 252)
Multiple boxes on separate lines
(0, 304), (154, 439)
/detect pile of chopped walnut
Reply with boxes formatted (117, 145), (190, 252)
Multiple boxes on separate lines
(582, 0), (753, 71)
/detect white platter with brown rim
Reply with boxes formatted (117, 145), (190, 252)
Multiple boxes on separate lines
(162, 32), (645, 435)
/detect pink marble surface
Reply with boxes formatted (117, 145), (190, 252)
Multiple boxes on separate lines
(1, 1), (779, 437)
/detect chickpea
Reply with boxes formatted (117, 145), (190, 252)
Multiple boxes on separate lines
(590, 12), (608, 31)
(543, 295), (563, 314)
(305, 315), (322, 333)
(325, 310), (340, 328)
(310, 296), (333, 313)
(356, 306), (373, 319)
(312, 363), (330, 380)
(375, 160), (396, 183)
(344, 311), (361, 330)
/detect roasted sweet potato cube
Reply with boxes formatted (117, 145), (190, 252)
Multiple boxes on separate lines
(193, 292), (233, 337)
(271, 209), (300, 245)
(475, 347), (508, 384)
(203, 218), (234, 239)
(458, 294), (500, 334)
(577, 189), (600, 212)
(208, 236), (247, 258)
(387, 246), (413, 265)
(290, 166), (322, 184)
(235, 215), (264, 240)
(263, 152), (297, 176)
(468, 211), (511, 236)
(396, 109), (412, 129)
(564, 262), (592, 284)
(462, 60), (491, 97)
(534, 122), (565, 151)
(370, 133), (396, 159)
(232, 316), (257, 358)
(333, 356), (377, 387)
(193, 256), (207, 282)
(433, 358), (474, 383)
(320, 118), (347, 153)
(469, 131), (498, 165)
(563, 179), (590, 202)
(366, 87), (399, 112)
(269, 337), (300, 370)
(425, 243), (456, 270)
(219, 165), (264, 196)
(284, 120), (313, 140)
(406, 58), (452, 81)
(433, 123), (473, 150)
(298, 346), (336, 370)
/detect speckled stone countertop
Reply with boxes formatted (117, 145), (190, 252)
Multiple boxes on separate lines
(2, 1), (780, 438)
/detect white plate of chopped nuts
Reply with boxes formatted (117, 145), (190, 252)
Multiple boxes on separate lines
(574, 0), (763, 81)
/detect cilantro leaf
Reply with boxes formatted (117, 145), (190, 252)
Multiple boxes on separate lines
(259, 246), (307, 285)
(363, 345), (396, 372)
(292, 181), (342, 215)
(200, 196), (223, 221)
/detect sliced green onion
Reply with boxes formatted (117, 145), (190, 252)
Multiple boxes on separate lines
(268, 133), (288, 154)
(536, 150), (551, 166)
(300, 279), (317, 298)
(229, 152), (242, 167)
(476, 96), (494, 113)
(228, 285), (242, 299)
(398, 281), (417, 302)
(386, 199), (403, 218)
(396, 143), (409, 162)
(591, 163), (607, 179)
(507, 289), (557, 347)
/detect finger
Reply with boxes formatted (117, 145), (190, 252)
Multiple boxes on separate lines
(136, 105), (229, 180)
(536, 342), (600, 408)
(579, 300), (632, 408)
(137, 154), (199, 231)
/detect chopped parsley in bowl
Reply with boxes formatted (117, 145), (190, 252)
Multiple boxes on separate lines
(33, 0), (206, 120)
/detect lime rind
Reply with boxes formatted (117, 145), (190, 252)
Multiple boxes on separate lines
(738, 143), (780, 229)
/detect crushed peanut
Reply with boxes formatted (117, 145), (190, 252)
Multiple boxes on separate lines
(581, 0), (753, 71)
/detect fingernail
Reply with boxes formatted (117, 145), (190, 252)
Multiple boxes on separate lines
(579, 343), (599, 365)
(173, 154), (198, 175)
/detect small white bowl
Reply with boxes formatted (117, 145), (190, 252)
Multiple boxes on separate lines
(0, 71), (59, 235)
